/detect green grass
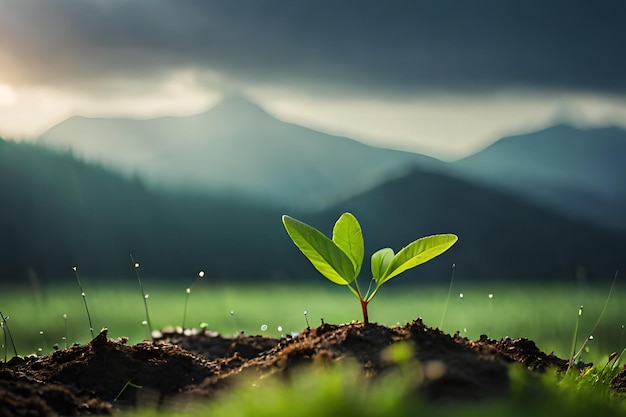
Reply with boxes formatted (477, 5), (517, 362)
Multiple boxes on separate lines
(1, 279), (624, 364)
(131, 361), (626, 417)
(2, 279), (625, 416)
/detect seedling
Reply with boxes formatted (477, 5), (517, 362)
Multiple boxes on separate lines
(282, 212), (457, 324)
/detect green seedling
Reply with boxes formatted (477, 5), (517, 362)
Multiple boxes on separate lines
(282, 212), (458, 324)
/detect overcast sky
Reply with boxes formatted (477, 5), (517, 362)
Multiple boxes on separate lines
(1, 0), (625, 159)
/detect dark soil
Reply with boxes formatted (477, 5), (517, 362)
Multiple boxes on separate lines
(0, 318), (622, 416)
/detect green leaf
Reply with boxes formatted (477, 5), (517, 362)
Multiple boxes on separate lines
(371, 248), (394, 283)
(379, 234), (458, 285)
(332, 213), (364, 277)
(282, 215), (357, 285)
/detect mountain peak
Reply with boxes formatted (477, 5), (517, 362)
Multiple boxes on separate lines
(208, 93), (270, 119)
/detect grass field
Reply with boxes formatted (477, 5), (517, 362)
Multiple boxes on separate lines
(2, 278), (625, 416)
(1, 278), (624, 364)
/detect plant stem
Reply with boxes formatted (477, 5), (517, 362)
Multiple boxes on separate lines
(130, 255), (153, 339)
(0, 309), (18, 359)
(360, 298), (369, 325)
(73, 267), (95, 339)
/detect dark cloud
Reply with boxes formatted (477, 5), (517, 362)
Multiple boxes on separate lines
(2, 0), (625, 94)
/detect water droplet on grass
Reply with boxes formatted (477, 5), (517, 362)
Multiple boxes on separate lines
(186, 288), (191, 294)
(141, 320), (148, 325)
(277, 326), (283, 332)
(144, 294), (149, 299)
(260, 324), (268, 331)
(230, 310), (235, 316)
(589, 335), (594, 340)
(459, 293), (464, 299)
(488, 293), (493, 299)
(198, 270), (205, 278)
(134, 262), (140, 268)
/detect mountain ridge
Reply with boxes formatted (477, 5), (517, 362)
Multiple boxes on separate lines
(36, 96), (626, 229)
(450, 124), (626, 229)
(3, 137), (625, 283)
(38, 94), (441, 210)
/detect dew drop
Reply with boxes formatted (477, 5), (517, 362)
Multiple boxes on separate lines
(463, 328), (467, 333)
(134, 262), (140, 268)
(63, 313), (67, 320)
(304, 310), (308, 315)
(488, 293), (493, 299)
(141, 320), (148, 325)
(72, 266), (77, 271)
(198, 270), (205, 278)
(589, 335), (594, 340)
(144, 294), (149, 299)
(260, 324), (268, 331)
(186, 288), (191, 294)
(81, 292), (85, 297)
(277, 326), (283, 332)
(39, 331), (44, 335)
(230, 310), (235, 316)
(459, 293), (464, 299)
(578, 305), (584, 316)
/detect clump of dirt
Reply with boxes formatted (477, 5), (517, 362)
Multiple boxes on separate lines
(0, 318), (609, 417)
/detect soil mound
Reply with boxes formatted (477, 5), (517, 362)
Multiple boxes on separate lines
(0, 319), (609, 416)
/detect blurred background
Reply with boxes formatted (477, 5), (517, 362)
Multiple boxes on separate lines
(1, 1), (625, 285)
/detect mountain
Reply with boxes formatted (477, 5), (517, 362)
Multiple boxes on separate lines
(450, 124), (626, 230)
(0, 137), (291, 283)
(38, 94), (441, 210)
(2, 138), (624, 283)
(311, 166), (626, 281)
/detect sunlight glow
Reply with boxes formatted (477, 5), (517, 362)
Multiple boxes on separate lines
(0, 84), (16, 106)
